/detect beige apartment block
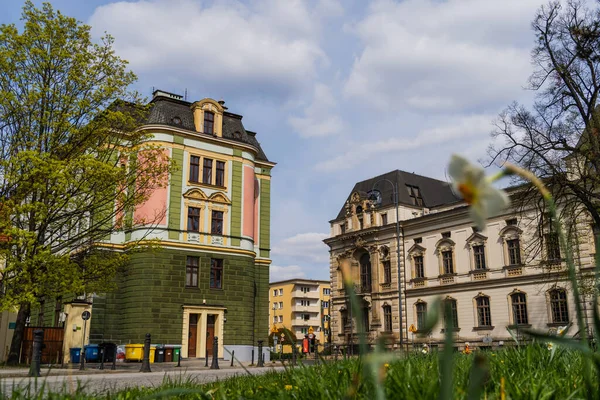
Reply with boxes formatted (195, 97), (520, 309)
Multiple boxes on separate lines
(325, 170), (595, 351)
(269, 279), (331, 344)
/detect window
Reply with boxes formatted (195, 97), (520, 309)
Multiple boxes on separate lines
(511, 292), (528, 325)
(442, 231), (451, 238)
(301, 313), (310, 320)
(211, 210), (223, 235)
(507, 239), (521, 265)
(360, 253), (372, 292)
(406, 185), (424, 206)
(414, 237), (422, 244)
(203, 158), (213, 184)
(278, 315), (283, 323)
(444, 298), (459, 329)
(383, 305), (392, 332)
(362, 308), (369, 332)
(341, 310), (349, 330)
(506, 218), (518, 226)
(414, 256), (424, 279)
(273, 316), (277, 323)
(279, 301), (283, 309)
(383, 260), (392, 283)
(301, 287), (310, 293)
(54, 297), (63, 326)
(545, 232), (561, 261)
(473, 245), (486, 270)
(204, 111), (214, 134)
(416, 302), (427, 331)
(186, 256), (199, 287)
(323, 288), (331, 295)
(340, 224), (346, 235)
(381, 213), (388, 225)
(301, 327), (308, 334)
(550, 289), (569, 324)
(322, 301), (329, 308)
(210, 258), (223, 289)
(215, 161), (225, 187)
(442, 251), (453, 274)
(476, 296), (492, 327)
(279, 289), (283, 296)
(273, 302), (278, 309)
(273, 289), (278, 297)
(300, 300), (310, 306)
(190, 156), (200, 182)
(187, 207), (200, 232)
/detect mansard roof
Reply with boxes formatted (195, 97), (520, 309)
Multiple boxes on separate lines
(334, 169), (461, 220)
(143, 92), (270, 162)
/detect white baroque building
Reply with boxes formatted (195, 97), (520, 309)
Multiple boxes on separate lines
(324, 170), (595, 350)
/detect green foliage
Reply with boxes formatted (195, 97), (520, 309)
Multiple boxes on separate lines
(0, 1), (173, 311)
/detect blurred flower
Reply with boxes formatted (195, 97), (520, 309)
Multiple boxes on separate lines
(421, 344), (429, 354)
(547, 342), (554, 351)
(448, 154), (509, 230)
(285, 385), (292, 390)
(384, 363), (390, 369)
(557, 325), (567, 336)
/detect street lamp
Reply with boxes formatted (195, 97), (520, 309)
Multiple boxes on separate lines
(369, 178), (404, 349)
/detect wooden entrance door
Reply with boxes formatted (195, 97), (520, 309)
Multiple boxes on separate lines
(188, 314), (198, 358)
(206, 314), (215, 356)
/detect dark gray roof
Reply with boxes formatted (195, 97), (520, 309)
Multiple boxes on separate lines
(145, 95), (270, 162)
(335, 170), (461, 220)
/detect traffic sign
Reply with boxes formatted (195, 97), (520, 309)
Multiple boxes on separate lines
(82, 311), (91, 321)
(409, 324), (417, 333)
(308, 326), (314, 334)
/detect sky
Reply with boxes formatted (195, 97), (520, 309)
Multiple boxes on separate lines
(0, 0), (547, 281)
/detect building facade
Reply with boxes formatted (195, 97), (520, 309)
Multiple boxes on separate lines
(83, 90), (274, 362)
(269, 279), (331, 344)
(325, 170), (594, 350)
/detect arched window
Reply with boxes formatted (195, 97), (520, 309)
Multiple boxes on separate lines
(416, 301), (427, 331)
(510, 292), (528, 326)
(435, 238), (455, 277)
(549, 288), (569, 324)
(359, 253), (372, 292)
(475, 295), (492, 327)
(499, 225), (523, 266)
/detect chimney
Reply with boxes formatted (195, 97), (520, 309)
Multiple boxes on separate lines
(218, 99), (228, 110)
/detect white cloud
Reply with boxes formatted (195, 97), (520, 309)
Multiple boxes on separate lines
(288, 83), (344, 137)
(271, 232), (330, 264)
(270, 265), (306, 282)
(315, 113), (496, 172)
(344, 0), (541, 112)
(88, 0), (329, 99)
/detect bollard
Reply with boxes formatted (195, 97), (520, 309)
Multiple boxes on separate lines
(139, 333), (152, 373)
(28, 329), (43, 377)
(111, 346), (117, 370)
(250, 349), (254, 365)
(210, 337), (219, 369)
(230, 350), (235, 367)
(257, 340), (264, 367)
(99, 347), (105, 370)
(176, 350), (181, 367)
(205, 346), (209, 367)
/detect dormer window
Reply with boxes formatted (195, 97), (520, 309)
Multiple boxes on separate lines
(406, 185), (424, 206)
(204, 111), (215, 134)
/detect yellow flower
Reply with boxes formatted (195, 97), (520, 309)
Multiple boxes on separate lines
(547, 342), (554, 351)
(384, 363), (390, 369)
(557, 325), (568, 336)
(448, 154), (509, 230)
(285, 385), (293, 390)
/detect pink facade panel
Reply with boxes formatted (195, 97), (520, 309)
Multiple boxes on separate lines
(242, 166), (255, 238)
(254, 180), (259, 242)
(133, 149), (169, 226)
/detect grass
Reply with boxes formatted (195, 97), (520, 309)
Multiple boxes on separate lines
(0, 345), (593, 399)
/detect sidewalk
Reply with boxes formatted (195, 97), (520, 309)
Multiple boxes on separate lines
(0, 358), (279, 379)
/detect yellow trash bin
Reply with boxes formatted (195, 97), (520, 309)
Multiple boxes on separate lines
(125, 344), (156, 362)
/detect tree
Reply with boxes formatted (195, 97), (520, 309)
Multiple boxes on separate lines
(0, 2), (172, 365)
(489, 0), (600, 230)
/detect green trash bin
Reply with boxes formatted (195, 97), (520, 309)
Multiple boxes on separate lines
(173, 345), (182, 362)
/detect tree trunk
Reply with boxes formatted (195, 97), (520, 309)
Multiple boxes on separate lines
(6, 303), (30, 366)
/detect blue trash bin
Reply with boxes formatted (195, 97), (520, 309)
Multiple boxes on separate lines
(70, 347), (81, 363)
(84, 344), (99, 362)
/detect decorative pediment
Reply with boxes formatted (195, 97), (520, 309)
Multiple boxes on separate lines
(378, 245), (390, 259)
(209, 192), (231, 204)
(434, 238), (455, 250)
(407, 243), (426, 255)
(508, 288), (525, 296)
(466, 232), (487, 245)
(499, 225), (522, 238)
(183, 188), (208, 201)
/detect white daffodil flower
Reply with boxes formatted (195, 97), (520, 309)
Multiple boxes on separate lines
(421, 344), (429, 354)
(547, 342), (554, 351)
(557, 325), (567, 336)
(448, 155), (510, 231)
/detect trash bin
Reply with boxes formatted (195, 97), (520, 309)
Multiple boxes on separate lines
(155, 346), (165, 363)
(70, 347), (81, 363)
(164, 347), (173, 362)
(125, 344), (144, 361)
(84, 344), (100, 362)
(99, 343), (117, 362)
(173, 345), (182, 362)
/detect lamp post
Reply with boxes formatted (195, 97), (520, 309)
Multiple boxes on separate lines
(370, 178), (404, 349)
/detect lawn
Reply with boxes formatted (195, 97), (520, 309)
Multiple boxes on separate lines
(5, 344), (593, 399)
